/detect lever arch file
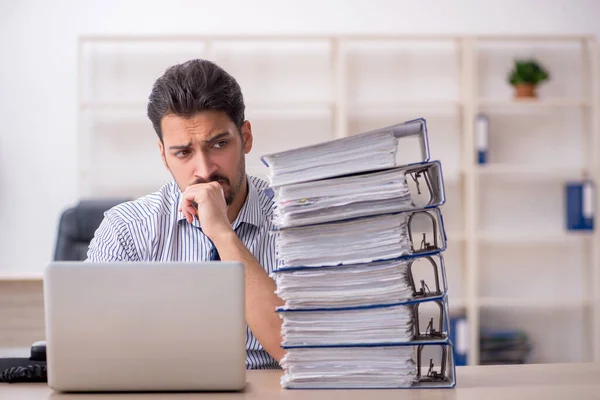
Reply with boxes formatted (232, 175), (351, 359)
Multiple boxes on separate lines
(273, 253), (448, 310)
(274, 207), (447, 268)
(566, 180), (595, 231)
(280, 343), (457, 389)
(271, 161), (446, 229)
(263, 117), (456, 390)
(277, 294), (451, 348)
(261, 118), (430, 187)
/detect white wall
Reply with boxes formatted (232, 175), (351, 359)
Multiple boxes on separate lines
(1, 0), (600, 272)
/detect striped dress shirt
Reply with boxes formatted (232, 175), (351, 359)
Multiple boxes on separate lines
(86, 175), (281, 370)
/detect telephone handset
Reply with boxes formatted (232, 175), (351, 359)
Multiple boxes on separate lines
(0, 341), (47, 383)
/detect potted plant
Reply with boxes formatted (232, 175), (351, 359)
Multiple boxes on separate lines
(508, 59), (550, 99)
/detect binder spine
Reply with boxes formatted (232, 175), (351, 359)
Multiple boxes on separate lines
(566, 180), (595, 231)
(475, 113), (489, 165)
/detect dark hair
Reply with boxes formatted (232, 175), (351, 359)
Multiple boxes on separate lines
(147, 59), (245, 141)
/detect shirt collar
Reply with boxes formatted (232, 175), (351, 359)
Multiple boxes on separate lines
(175, 176), (264, 230)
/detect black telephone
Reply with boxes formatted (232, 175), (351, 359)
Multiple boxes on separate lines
(0, 341), (47, 383)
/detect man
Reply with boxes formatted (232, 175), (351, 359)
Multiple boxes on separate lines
(87, 59), (285, 369)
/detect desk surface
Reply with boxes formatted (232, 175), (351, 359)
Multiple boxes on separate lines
(2, 362), (600, 399)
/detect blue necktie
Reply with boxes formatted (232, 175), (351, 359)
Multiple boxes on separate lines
(206, 225), (240, 261)
(209, 243), (220, 261)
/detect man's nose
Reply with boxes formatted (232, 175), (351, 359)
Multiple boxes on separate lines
(193, 153), (217, 181)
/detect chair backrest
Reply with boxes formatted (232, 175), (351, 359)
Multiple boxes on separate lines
(53, 199), (129, 261)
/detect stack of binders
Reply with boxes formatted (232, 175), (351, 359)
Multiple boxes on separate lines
(261, 118), (456, 389)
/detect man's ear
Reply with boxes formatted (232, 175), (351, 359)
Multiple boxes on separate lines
(241, 121), (253, 154)
(158, 139), (169, 170)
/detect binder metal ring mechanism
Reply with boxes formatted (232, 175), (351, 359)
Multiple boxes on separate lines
(263, 118), (457, 389)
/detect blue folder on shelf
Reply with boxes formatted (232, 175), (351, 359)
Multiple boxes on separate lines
(565, 180), (595, 231)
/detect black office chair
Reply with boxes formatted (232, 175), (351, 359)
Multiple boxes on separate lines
(53, 199), (129, 261)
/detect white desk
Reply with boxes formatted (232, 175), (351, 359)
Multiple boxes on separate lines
(2, 363), (599, 399)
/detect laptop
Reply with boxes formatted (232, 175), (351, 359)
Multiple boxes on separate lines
(43, 261), (246, 392)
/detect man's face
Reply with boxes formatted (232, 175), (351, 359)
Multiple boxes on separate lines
(158, 110), (253, 205)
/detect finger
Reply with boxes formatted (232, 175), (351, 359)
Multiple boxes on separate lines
(179, 200), (193, 222)
(182, 187), (208, 205)
(184, 206), (194, 223)
(185, 204), (197, 218)
(180, 204), (189, 222)
(206, 181), (224, 199)
(179, 199), (192, 213)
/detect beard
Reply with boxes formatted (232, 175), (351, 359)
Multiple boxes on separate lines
(191, 173), (238, 205)
(172, 158), (246, 206)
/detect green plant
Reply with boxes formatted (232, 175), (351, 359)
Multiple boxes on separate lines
(508, 59), (550, 86)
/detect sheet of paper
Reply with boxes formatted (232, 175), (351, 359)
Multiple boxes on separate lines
(272, 167), (416, 228)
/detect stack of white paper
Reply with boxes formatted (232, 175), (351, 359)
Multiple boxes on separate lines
(274, 260), (413, 309)
(272, 167), (415, 228)
(276, 213), (412, 267)
(280, 346), (416, 389)
(280, 304), (414, 346)
(261, 119), (425, 187)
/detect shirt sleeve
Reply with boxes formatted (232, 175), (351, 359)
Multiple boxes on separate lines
(86, 211), (141, 262)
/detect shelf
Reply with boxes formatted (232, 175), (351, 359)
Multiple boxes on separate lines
(81, 100), (333, 109)
(478, 98), (590, 109)
(349, 100), (462, 117)
(81, 100), (334, 119)
(80, 101), (146, 110)
(441, 171), (464, 183)
(478, 231), (593, 245)
(248, 103), (333, 119)
(477, 165), (589, 181)
(478, 297), (591, 309)
(448, 297), (466, 309)
(0, 270), (43, 282)
(474, 34), (594, 42)
(72, 35), (600, 367)
(446, 231), (466, 241)
(444, 297), (592, 309)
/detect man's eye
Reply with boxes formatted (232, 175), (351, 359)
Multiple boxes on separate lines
(174, 150), (190, 158)
(213, 141), (228, 149)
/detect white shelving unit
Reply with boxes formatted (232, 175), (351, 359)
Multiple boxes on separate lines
(77, 34), (599, 366)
